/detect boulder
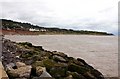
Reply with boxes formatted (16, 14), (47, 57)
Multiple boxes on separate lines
(52, 51), (67, 58)
(68, 57), (84, 66)
(16, 62), (26, 68)
(6, 63), (16, 70)
(18, 42), (32, 47)
(77, 58), (94, 69)
(40, 70), (52, 77)
(7, 62), (32, 79)
(52, 55), (67, 62)
(43, 59), (63, 70)
(90, 69), (104, 79)
(77, 58), (88, 65)
(32, 46), (44, 51)
(15, 78), (27, 79)
(36, 66), (45, 76)
(32, 61), (45, 67)
(31, 65), (52, 78)
(65, 75), (73, 79)
(83, 71), (96, 79)
(67, 71), (86, 79)
(49, 66), (67, 78)
(68, 63), (89, 74)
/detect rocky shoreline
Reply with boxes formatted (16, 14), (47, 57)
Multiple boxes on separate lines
(1, 38), (105, 79)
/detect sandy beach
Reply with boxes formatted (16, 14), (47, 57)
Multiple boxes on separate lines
(5, 35), (118, 77)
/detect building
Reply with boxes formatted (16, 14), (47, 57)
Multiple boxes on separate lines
(29, 28), (40, 31)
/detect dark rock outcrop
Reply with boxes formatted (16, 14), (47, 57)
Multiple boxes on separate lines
(2, 39), (105, 79)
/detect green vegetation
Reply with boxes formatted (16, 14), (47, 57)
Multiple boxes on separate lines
(1, 19), (114, 35)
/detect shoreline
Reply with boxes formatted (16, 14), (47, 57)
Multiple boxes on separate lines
(1, 38), (105, 79)
(0, 29), (114, 36)
(4, 35), (118, 77)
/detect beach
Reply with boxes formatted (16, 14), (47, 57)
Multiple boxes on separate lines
(5, 35), (118, 77)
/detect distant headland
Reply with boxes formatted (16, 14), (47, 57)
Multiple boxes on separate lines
(0, 19), (114, 35)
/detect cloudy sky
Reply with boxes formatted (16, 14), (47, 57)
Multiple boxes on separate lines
(0, 0), (119, 35)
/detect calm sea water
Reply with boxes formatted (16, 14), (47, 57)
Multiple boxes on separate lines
(5, 35), (118, 77)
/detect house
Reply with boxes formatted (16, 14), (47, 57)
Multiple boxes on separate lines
(29, 28), (40, 31)
(40, 29), (47, 32)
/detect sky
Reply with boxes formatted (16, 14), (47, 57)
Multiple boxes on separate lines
(0, 0), (119, 35)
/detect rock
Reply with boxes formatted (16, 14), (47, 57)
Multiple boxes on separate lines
(16, 62), (26, 68)
(49, 66), (67, 78)
(68, 63), (89, 74)
(52, 51), (67, 58)
(77, 58), (94, 69)
(32, 59), (67, 78)
(40, 70), (52, 77)
(43, 59), (63, 70)
(68, 57), (84, 66)
(77, 58), (88, 65)
(15, 78), (27, 79)
(90, 69), (104, 79)
(20, 50), (34, 58)
(8, 65), (31, 78)
(36, 66), (45, 76)
(2, 39), (105, 79)
(32, 61), (45, 67)
(33, 46), (44, 51)
(83, 71), (96, 79)
(31, 67), (52, 79)
(16, 56), (20, 58)
(32, 76), (53, 79)
(65, 75), (73, 79)
(25, 59), (34, 65)
(7, 62), (32, 78)
(18, 42), (32, 47)
(53, 55), (67, 62)
(6, 63), (16, 70)
(67, 71), (86, 79)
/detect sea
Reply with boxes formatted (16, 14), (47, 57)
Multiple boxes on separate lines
(5, 35), (118, 77)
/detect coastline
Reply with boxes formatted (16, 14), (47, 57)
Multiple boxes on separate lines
(1, 38), (105, 79)
(0, 29), (114, 36)
(4, 35), (118, 77)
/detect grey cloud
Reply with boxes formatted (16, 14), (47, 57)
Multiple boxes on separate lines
(1, 1), (118, 35)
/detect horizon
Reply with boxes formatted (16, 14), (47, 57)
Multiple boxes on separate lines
(0, 0), (119, 35)
(1, 18), (116, 35)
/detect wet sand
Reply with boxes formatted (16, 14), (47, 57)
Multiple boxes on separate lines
(5, 35), (118, 77)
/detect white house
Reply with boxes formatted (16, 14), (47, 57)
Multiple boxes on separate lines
(40, 29), (47, 32)
(29, 28), (40, 31)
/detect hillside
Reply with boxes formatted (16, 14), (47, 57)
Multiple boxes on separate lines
(1, 19), (113, 35)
